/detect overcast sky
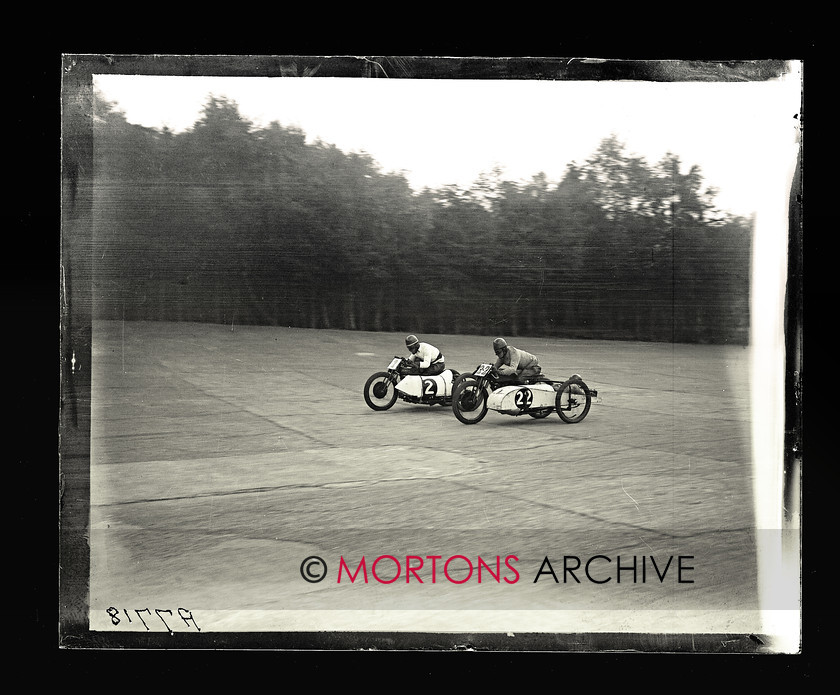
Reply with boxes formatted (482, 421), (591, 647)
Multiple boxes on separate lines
(94, 65), (801, 218)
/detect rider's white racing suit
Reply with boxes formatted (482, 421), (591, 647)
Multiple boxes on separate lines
(407, 342), (446, 376)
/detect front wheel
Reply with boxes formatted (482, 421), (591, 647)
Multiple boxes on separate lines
(364, 372), (398, 411)
(555, 379), (591, 423)
(451, 371), (471, 393)
(452, 377), (489, 425)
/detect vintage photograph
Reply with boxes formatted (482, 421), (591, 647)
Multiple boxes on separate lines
(59, 56), (802, 652)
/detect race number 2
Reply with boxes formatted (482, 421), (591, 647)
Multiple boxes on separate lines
(423, 379), (437, 396)
(514, 388), (533, 410)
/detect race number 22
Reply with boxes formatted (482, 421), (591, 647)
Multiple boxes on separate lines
(106, 607), (201, 632)
(514, 388), (533, 409)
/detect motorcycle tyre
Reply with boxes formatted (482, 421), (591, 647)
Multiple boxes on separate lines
(555, 379), (592, 423)
(364, 371), (398, 411)
(452, 377), (489, 425)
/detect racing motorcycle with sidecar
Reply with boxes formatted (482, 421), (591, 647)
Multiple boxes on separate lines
(364, 356), (461, 411)
(451, 363), (598, 425)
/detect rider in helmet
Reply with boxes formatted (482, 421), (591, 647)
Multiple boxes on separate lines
(492, 338), (542, 383)
(404, 334), (446, 376)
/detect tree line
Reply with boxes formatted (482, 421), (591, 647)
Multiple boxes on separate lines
(91, 90), (753, 344)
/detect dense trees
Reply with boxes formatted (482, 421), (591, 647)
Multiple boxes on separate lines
(91, 90), (752, 344)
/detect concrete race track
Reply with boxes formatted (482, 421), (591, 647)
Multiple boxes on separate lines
(84, 320), (793, 641)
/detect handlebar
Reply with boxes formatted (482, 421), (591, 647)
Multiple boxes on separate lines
(395, 356), (418, 375)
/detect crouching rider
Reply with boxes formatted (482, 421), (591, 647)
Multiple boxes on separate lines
(492, 337), (541, 384)
(404, 334), (446, 376)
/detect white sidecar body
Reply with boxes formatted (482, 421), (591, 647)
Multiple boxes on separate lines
(395, 370), (456, 399)
(486, 383), (557, 414)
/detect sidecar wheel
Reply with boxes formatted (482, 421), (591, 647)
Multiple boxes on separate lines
(452, 377), (488, 425)
(555, 379), (591, 423)
(364, 372), (398, 411)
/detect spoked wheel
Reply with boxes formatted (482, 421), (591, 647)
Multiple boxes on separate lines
(452, 377), (489, 425)
(451, 371), (470, 393)
(528, 409), (553, 419)
(364, 372), (398, 411)
(555, 379), (591, 423)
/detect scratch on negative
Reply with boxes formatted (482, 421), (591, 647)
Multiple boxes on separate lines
(622, 484), (639, 510)
(356, 56), (388, 77)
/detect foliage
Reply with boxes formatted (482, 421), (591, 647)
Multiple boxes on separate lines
(90, 90), (752, 343)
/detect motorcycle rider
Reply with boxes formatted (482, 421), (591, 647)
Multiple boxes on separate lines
(491, 337), (585, 393)
(492, 338), (542, 383)
(404, 335), (446, 376)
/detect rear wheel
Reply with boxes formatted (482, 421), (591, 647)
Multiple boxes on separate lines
(452, 377), (488, 424)
(555, 379), (591, 423)
(364, 372), (398, 411)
